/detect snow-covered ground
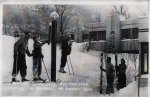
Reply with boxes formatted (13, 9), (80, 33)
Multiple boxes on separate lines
(2, 35), (148, 97)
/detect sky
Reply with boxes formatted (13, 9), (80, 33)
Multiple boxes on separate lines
(74, 4), (148, 20)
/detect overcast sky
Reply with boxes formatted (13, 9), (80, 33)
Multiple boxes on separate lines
(74, 4), (148, 20)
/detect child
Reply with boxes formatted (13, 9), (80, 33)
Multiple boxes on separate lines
(32, 36), (48, 81)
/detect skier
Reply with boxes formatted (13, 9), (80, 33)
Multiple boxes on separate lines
(32, 36), (48, 81)
(100, 57), (115, 94)
(12, 32), (32, 82)
(59, 33), (72, 73)
(117, 58), (126, 90)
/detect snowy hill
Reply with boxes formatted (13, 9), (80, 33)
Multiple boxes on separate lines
(2, 35), (148, 97)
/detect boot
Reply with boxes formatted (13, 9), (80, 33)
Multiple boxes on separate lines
(111, 89), (114, 93)
(12, 78), (19, 82)
(33, 78), (38, 81)
(106, 87), (110, 94)
(38, 77), (44, 81)
(59, 68), (66, 73)
(22, 78), (29, 82)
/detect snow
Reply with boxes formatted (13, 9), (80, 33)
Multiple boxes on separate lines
(2, 35), (148, 97)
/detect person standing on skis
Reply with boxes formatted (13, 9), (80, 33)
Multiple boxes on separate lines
(32, 36), (48, 81)
(12, 32), (32, 82)
(101, 57), (115, 94)
(117, 58), (126, 90)
(59, 33), (72, 73)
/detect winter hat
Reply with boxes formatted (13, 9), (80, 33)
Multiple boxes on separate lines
(32, 36), (37, 40)
(66, 32), (71, 38)
(25, 31), (31, 35)
(107, 57), (111, 61)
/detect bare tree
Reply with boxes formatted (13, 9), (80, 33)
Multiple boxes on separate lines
(112, 5), (129, 19)
(55, 5), (75, 37)
(95, 12), (101, 23)
(34, 5), (54, 34)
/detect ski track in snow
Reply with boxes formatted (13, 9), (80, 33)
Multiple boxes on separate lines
(2, 35), (148, 97)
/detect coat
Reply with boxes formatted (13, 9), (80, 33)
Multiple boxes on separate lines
(61, 36), (72, 55)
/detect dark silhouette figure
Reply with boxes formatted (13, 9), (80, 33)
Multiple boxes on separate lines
(12, 32), (32, 82)
(101, 57), (115, 94)
(32, 36), (48, 81)
(118, 58), (127, 89)
(59, 33), (72, 73)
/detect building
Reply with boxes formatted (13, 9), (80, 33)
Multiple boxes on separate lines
(71, 14), (149, 74)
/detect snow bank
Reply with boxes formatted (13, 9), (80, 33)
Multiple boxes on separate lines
(2, 35), (148, 97)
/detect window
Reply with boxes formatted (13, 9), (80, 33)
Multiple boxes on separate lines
(89, 31), (106, 41)
(98, 31), (106, 40)
(132, 28), (138, 39)
(121, 28), (138, 39)
(89, 31), (97, 41)
(82, 34), (89, 41)
(71, 34), (74, 40)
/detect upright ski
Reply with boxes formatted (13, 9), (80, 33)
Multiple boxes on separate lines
(100, 53), (103, 94)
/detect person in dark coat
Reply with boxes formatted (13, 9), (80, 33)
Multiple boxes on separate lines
(118, 58), (126, 89)
(59, 33), (72, 73)
(101, 57), (115, 94)
(32, 36), (48, 81)
(12, 32), (32, 82)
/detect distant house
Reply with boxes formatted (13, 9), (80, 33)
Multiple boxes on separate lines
(69, 14), (149, 74)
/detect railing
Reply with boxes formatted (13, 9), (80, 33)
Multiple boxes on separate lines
(88, 39), (139, 52)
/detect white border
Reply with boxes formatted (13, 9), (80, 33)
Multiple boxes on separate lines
(0, 2), (3, 97)
(0, 1), (149, 97)
(1, 1), (149, 5)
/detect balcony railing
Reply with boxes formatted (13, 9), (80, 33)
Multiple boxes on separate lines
(89, 39), (139, 53)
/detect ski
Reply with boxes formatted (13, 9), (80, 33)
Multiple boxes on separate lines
(3, 81), (19, 83)
(34, 79), (46, 83)
(30, 79), (47, 84)
(3, 80), (31, 83)
(32, 79), (46, 83)
(56, 79), (61, 83)
(100, 52), (103, 94)
(11, 80), (19, 83)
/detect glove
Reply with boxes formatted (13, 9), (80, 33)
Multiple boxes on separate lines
(100, 65), (102, 70)
(41, 55), (44, 58)
(14, 53), (17, 58)
(28, 53), (33, 57)
(30, 53), (33, 56)
(68, 41), (72, 46)
(13, 50), (18, 57)
(44, 40), (49, 44)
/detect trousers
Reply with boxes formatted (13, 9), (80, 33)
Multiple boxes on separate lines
(33, 57), (42, 78)
(12, 52), (27, 78)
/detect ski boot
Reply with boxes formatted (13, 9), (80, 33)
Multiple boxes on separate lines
(33, 78), (38, 81)
(110, 89), (114, 93)
(37, 77), (46, 83)
(11, 78), (19, 83)
(59, 68), (66, 73)
(22, 78), (29, 82)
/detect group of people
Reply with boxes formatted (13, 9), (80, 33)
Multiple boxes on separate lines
(11, 31), (72, 82)
(11, 31), (126, 94)
(12, 32), (47, 82)
(101, 57), (127, 94)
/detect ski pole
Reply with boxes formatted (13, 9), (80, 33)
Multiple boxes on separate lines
(67, 60), (71, 75)
(68, 56), (74, 75)
(42, 58), (50, 82)
(15, 52), (18, 79)
(15, 37), (17, 78)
